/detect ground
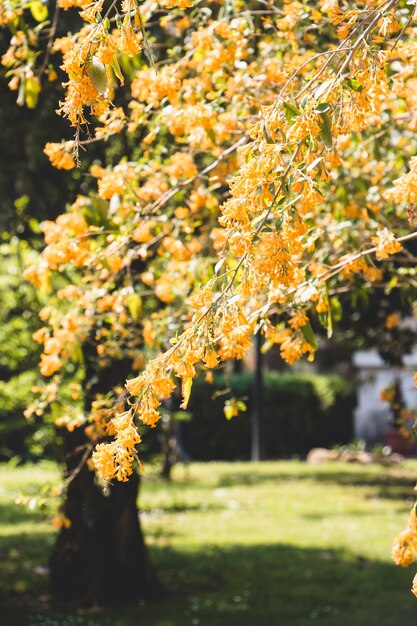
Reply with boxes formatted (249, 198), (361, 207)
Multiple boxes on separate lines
(1, 460), (417, 626)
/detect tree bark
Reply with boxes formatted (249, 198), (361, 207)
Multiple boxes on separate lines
(49, 427), (157, 606)
(49, 357), (157, 606)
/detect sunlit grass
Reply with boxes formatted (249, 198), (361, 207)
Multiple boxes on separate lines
(1, 460), (417, 625)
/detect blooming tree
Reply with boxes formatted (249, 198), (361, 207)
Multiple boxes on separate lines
(3, 0), (417, 598)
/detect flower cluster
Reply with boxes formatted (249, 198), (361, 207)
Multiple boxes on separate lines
(392, 507), (417, 597)
(92, 410), (142, 482)
(5, 0), (417, 547)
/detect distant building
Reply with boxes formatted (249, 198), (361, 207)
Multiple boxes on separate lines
(353, 349), (417, 444)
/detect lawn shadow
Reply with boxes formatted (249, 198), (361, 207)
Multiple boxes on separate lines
(217, 464), (416, 501)
(0, 529), (53, 615)
(2, 533), (417, 626)
(140, 501), (223, 515)
(0, 501), (49, 525)
(143, 541), (417, 626)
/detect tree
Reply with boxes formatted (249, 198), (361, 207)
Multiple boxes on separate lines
(0, 239), (44, 461)
(3, 0), (417, 600)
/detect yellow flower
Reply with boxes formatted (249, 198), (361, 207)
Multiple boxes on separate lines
(112, 410), (133, 432)
(391, 530), (417, 567)
(117, 424), (142, 448)
(203, 345), (219, 369)
(164, 0), (193, 8)
(371, 228), (402, 261)
(44, 142), (76, 170)
(79, 0), (103, 23)
(288, 311), (309, 329)
(385, 313), (400, 330)
(189, 285), (212, 309)
(51, 515), (72, 529)
(126, 374), (145, 396)
(32, 327), (50, 344)
(139, 407), (160, 427)
(40, 353), (61, 376)
(92, 442), (117, 480)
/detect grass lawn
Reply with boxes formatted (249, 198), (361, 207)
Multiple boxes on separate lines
(1, 459), (417, 625)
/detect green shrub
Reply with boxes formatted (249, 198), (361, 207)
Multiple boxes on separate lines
(181, 371), (355, 460)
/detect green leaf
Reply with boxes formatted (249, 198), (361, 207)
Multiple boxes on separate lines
(326, 309), (333, 339)
(262, 122), (274, 144)
(71, 342), (84, 365)
(283, 101), (301, 123)
(172, 410), (192, 422)
(127, 293), (142, 321)
(29, 218), (41, 234)
(330, 297), (343, 322)
(30, 1), (48, 22)
(110, 55), (125, 85)
(344, 77), (363, 92)
(384, 275), (398, 295)
(315, 102), (331, 113)
(83, 195), (109, 227)
(224, 400), (235, 420)
(207, 127), (216, 145)
(319, 111), (332, 149)
(224, 397), (247, 420)
(25, 77), (40, 109)
(87, 57), (108, 95)
(301, 322), (318, 349)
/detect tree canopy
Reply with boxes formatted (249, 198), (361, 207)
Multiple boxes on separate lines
(2, 0), (417, 595)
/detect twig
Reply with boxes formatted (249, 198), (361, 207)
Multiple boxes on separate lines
(36, 0), (60, 80)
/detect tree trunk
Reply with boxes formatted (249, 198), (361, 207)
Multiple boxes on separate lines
(49, 356), (157, 606)
(49, 429), (157, 606)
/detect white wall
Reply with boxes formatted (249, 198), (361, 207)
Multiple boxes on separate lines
(353, 350), (417, 443)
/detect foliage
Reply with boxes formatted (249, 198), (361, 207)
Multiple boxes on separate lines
(0, 239), (48, 460)
(1, 0), (415, 475)
(3, 0), (417, 595)
(180, 371), (355, 460)
(2, 460), (417, 625)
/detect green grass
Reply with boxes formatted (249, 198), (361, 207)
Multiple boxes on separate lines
(2, 460), (417, 625)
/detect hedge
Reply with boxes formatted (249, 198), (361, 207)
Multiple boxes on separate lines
(179, 371), (356, 460)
